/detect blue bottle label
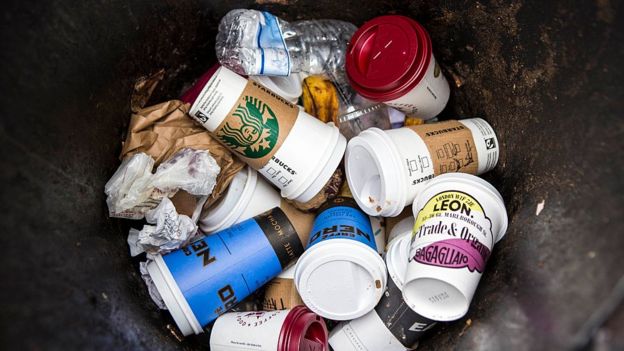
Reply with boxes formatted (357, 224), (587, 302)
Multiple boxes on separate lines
(307, 197), (376, 251)
(161, 207), (303, 327)
(256, 11), (290, 75)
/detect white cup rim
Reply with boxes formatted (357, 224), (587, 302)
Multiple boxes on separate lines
(294, 239), (387, 320)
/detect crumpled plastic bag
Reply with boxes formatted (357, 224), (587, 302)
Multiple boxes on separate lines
(128, 197), (199, 256)
(139, 261), (167, 310)
(151, 148), (218, 196)
(105, 148), (220, 219)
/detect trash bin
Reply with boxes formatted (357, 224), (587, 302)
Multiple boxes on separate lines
(1, 0), (622, 350)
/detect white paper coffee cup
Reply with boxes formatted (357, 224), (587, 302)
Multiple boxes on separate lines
(188, 66), (346, 203)
(329, 310), (409, 351)
(210, 306), (328, 351)
(385, 217), (414, 250)
(345, 118), (500, 217)
(199, 167), (281, 233)
(250, 74), (303, 104)
(403, 173), (508, 321)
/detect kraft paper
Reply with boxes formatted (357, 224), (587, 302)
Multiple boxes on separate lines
(120, 100), (245, 209)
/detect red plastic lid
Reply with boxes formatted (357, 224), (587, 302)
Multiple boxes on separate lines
(180, 63), (221, 104)
(346, 15), (432, 101)
(278, 306), (328, 351)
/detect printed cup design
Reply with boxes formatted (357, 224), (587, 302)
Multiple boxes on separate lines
(345, 118), (499, 217)
(187, 66), (346, 203)
(402, 173), (508, 322)
(294, 197), (387, 320)
(411, 193), (492, 273)
(147, 207), (305, 335)
(210, 306), (328, 351)
(216, 95), (280, 159)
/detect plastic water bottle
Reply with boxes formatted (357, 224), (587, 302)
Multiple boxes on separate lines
(216, 9), (356, 77)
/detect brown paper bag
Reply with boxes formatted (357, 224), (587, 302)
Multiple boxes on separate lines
(120, 100), (245, 209)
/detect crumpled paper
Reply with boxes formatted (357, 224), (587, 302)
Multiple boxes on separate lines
(105, 148), (219, 219)
(139, 261), (167, 310)
(119, 100), (245, 209)
(128, 197), (199, 256)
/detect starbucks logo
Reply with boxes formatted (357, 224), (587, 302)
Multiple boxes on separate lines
(217, 96), (279, 159)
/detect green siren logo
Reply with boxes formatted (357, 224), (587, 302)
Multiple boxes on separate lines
(217, 96), (279, 159)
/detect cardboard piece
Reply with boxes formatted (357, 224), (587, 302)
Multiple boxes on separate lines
(120, 100), (245, 209)
(262, 278), (304, 311)
(288, 168), (344, 212)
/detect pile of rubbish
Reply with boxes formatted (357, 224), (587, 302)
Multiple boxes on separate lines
(105, 10), (507, 351)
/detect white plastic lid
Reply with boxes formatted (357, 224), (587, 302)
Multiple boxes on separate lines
(286, 124), (346, 203)
(251, 74), (303, 103)
(345, 128), (406, 217)
(199, 167), (256, 233)
(385, 234), (412, 290)
(294, 239), (387, 321)
(146, 256), (202, 335)
(385, 217), (414, 246)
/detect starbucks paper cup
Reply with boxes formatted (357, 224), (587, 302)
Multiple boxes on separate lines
(294, 197), (387, 320)
(250, 74), (303, 104)
(185, 66), (346, 203)
(210, 306), (328, 351)
(345, 118), (499, 217)
(403, 173), (508, 321)
(199, 167), (281, 233)
(147, 207), (306, 335)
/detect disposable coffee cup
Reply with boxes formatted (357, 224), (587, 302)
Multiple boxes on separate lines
(403, 173), (508, 321)
(250, 74), (303, 104)
(199, 166), (281, 233)
(184, 65), (346, 203)
(210, 306), (328, 351)
(345, 118), (500, 217)
(379, 235), (437, 348)
(385, 216), (414, 250)
(294, 197), (387, 320)
(147, 207), (309, 335)
(346, 15), (450, 119)
(329, 234), (436, 351)
(329, 310), (410, 351)
(262, 263), (305, 311)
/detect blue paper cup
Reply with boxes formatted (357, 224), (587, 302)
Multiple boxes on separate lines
(147, 207), (305, 335)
